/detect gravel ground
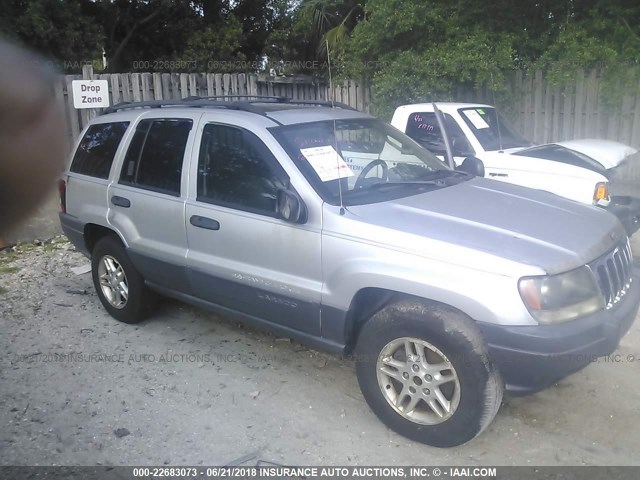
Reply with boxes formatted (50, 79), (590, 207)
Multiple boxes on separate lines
(1, 236), (640, 466)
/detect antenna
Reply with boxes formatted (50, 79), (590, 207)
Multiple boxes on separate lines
(490, 71), (504, 152)
(326, 39), (345, 215)
(326, 40), (335, 108)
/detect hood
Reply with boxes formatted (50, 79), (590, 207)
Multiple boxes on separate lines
(555, 139), (638, 169)
(511, 143), (608, 176)
(347, 177), (625, 275)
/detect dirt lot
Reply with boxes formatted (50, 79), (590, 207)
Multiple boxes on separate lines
(1, 236), (639, 467)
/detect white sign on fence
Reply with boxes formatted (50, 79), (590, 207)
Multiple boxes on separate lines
(72, 80), (110, 109)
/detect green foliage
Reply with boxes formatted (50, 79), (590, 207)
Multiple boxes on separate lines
(264, 10), (310, 73)
(1, 0), (296, 73)
(339, 0), (640, 115)
(299, 0), (364, 57)
(234, 0), (285, 62)
(1, 0), (638, 109)
(0, 0), (103, 71)
(0, 265), (20, 275)
(533, 4), (640, 107)
(178, 17), (246, 72)
(97, 0), (200, 72)
(339, 0), (515, 118)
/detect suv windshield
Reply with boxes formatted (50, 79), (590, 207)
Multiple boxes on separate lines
(271, 118), (463, 205)
(458, 107), (530, 151)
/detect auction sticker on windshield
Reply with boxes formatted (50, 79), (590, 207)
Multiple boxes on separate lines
(463, 109), (490, 129)
(301, 145), (354, 182)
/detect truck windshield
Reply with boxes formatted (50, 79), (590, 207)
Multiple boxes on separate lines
(458, 107), (530, 151)
(271, 118), (459, 205)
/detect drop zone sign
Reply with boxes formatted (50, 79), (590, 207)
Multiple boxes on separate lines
(72, 80), (110, 109)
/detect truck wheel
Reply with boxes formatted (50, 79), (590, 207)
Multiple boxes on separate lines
(354, 300), (503, 447)
(91, 236), (154, 324)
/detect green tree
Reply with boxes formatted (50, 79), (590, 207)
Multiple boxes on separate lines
(300, 0), (364, 55)
(532, 1), (640, 105)
(338, 0), (640, 116)
(340, 0), (515, 117)
(95, 0), (200, 72)
(178, 15), (246, 72)
(0, 0), (103, 72)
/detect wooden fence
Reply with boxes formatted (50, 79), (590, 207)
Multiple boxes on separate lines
(57, 66), (370, 142)
(510, 70), (640, 147)
(57, 67), (640, 149)
(445, 70), (640, 148)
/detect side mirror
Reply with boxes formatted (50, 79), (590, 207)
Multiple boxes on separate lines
(457, 156), (485, 177)
(276, 189), (307, 224)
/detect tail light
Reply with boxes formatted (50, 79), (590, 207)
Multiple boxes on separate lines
(58, 179), (67, 213)
(594, 182), (609, 203)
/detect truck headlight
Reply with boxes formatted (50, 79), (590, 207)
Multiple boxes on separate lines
(594, 182), (609, 204)
(518, 266), (604, 324)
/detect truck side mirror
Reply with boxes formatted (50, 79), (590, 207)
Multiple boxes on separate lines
(276, 189), (307, 224)
(457, 156), (485, 177)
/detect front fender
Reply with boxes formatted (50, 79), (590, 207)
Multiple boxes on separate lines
(320, 237), (537, 344)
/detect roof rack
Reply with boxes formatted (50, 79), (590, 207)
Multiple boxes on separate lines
(182, 95), (288, 102)
(102, 96), (356, 115)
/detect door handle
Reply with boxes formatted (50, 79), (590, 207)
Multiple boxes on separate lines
(111, 196), (131, 208)
(488, 172), (509, 178)
(190, 215), (220, 231)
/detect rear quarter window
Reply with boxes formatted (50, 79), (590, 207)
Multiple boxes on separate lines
(70, 122), (129, 178)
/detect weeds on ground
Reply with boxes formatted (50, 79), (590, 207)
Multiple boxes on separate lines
(0, 236), (70, 263)
(43, 236), (70, 252)
(0, 265), (20, 274)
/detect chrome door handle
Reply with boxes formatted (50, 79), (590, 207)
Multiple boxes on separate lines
(190, 215), (220, 231)
(111, 196), (131, 208)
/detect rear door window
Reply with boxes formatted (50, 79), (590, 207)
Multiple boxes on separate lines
(70, 122), (129, 178)
(120, 119), (192, 196)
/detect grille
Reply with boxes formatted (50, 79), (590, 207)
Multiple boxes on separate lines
(591, 239), (634, 309)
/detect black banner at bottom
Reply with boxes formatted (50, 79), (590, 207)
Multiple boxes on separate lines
(0, 466), (638, 480)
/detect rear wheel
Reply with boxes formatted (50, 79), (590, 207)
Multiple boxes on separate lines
(355, 300), (503, 447)
(91, 236), (154, 323)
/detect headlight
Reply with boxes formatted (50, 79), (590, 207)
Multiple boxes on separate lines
(518, 266), (604, 324)
(594, 182), (609, 203)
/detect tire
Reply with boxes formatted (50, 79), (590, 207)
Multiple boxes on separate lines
(91, 235), (154, 324)
(354, 300), (503, 447)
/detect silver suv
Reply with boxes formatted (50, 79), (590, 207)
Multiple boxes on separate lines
(59, 97), (639, 447)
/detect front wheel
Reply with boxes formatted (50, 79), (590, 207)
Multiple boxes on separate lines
(355, 300), (503, 447)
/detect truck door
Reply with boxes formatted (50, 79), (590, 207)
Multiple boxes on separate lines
(184, 121), (322, 336)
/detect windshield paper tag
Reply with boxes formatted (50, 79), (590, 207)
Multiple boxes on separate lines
(300, 145), (354, 182)
(463, 110), (490, 129)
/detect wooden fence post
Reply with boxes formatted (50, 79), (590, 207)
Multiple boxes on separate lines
(81, 65), (96, 128)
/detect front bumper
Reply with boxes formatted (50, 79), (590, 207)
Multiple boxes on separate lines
(477, 267), (640, 395)
(604, 196), (640, 235)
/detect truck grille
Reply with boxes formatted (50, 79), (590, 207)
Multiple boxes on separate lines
(591, 239), (634, 309)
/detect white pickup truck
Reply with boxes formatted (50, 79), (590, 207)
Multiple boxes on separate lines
(391, 102), (640, 234)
